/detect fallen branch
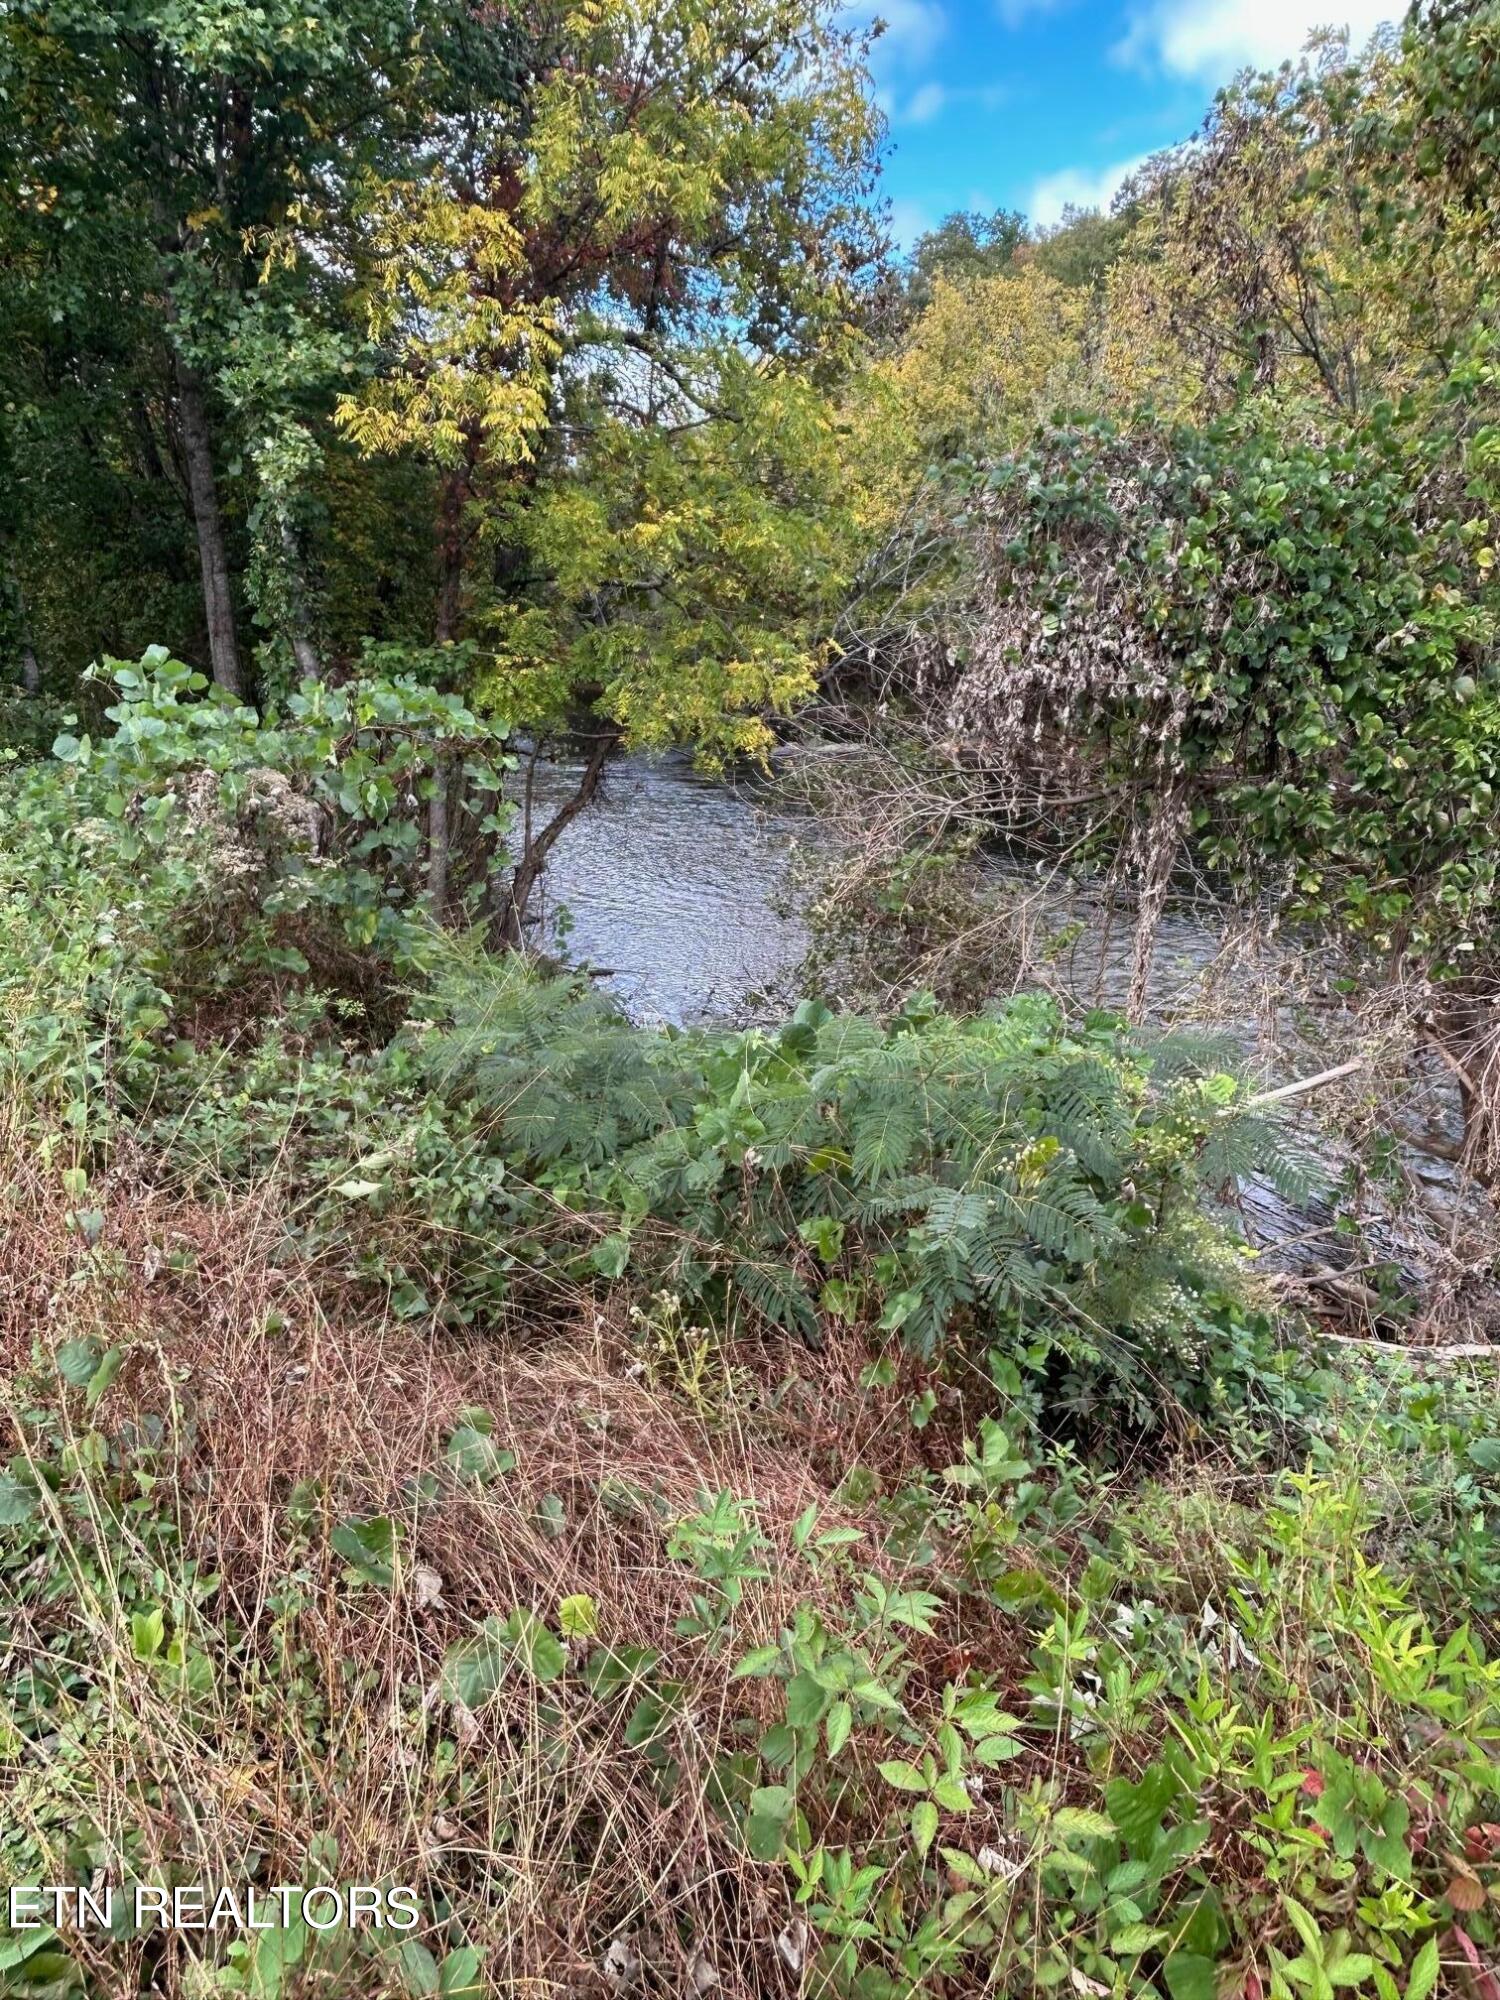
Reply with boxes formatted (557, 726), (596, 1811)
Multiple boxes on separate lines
(1316, 1329), (1499, 1359)
(1245, 1057), (1366, 1109)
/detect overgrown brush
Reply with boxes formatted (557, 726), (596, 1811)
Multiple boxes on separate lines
(4, 656), (1499, 2000)
(2, 1131), (1498, 1999)
(422, 963), (1315, 1437)
(3, 654), (1311, 1439)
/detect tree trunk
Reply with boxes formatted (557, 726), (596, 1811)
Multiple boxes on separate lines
(5, 560), (41, 693)
(280, 521), (321, 680)
(435, 464), (470, 645)
(174, 353), (243, 697)
(427, 755), (450, 920)
(496, 723), (620, 950)
(289, 627), (321, 682)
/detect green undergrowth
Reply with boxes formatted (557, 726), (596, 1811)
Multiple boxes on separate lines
(0, 1301), (1497, 1998)
(1, 657), (1323, 1443)
(2, 660), (1498, 1996)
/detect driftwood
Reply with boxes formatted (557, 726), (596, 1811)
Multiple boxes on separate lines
(1245, 1057), (1366, 1109)
(1316, 1328), (1499, 1360)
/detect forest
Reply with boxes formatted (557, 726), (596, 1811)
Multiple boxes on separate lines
(1, 1), (1500, 1995)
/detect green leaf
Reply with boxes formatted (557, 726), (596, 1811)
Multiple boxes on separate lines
(953, 1692), (1026, 1739)
(0, 1474), (38, 1527)
(911, 1799), (940, 1858)
(1328, 1958), (1376, 1988)
(331, 1515), (397, 1588)
(589, 1233), (631, 1278)
(131, 1606), (165, 1660)
(746, 1813), (786, 1861)
(786, 1671), (830, 1729)
(798, 1216), (845, 1262)
(508, 1607), (567, 1683)
(248, 1911), (308, 2000)
(1052, 1807), (1115, 1842)
(445, 1422), (515, 1484)
(751, 1784), (793, 1822)
(825, 1699), (853, 1758)
(559, 1593), (598, 1639)
(1105, 1762), (1180, 1848)
(85, 1344), (126, 1410)
(1163, 1954), (1217, 2000)
(941, 1848), (990, 1886)
(0, 1929), (60, 1976)
(440, 1618), (510, 1710)
(1405, 1936), (1440, 2000)
(1112, 1925), (1166, 1955)
(1283, 1897), (1322, 1956)
(879, 1288), (924, 1331)
(974, 1733), (1024, 1766)
(56, 1335), (103, 1387)
(394, 1941), (441, 1998)
(438, 1948), (485, 1998)
(878, 1759), (928, 1794)
(734, 1645), (784, 1677)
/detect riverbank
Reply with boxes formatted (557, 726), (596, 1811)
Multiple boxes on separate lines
(3, 671), (1499, 1998)
(5, 1108), (1500, 2000)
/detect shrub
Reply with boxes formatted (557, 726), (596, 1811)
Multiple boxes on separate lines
(422, 965), (1309, 1435)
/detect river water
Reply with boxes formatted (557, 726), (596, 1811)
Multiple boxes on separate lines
(517, 749), (1336, 1046)
(517, 751), (811, 1024)
(520, 749), (1279, 1032)
(516, 751), (1478, 1292)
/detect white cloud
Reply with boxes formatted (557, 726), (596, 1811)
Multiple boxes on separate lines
(1027, 151), (1149, 229)
(903, 80), (948, 121)
(854, 0), (948, 79)
(1116, 0), (1396, 80)
(889, 198), (937, 247)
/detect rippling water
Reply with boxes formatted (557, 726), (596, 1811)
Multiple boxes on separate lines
(517, 751), (811, 1024)
(518, 751), (1282, 1032)
(514, 759), (1473, 1280)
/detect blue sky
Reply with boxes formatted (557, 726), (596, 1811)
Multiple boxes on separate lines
(855, 0), (1398, 244)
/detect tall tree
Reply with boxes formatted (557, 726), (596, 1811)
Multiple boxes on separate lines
(0, 0), (530, 692)
(333, 0), (881, 931)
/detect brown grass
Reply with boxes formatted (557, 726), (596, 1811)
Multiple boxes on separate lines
(0, 1126), (1040, 1999)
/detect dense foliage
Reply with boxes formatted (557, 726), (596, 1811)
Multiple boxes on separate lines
(3, 677), (1499, 1996)
(952, 410), (1497, 962)
(839, 3), (1500, 1171)
(3, 4), (1500, 1998)
(6, 658), (1299, 1437)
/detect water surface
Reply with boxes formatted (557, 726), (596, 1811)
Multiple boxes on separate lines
(518, 751), (809, 1024)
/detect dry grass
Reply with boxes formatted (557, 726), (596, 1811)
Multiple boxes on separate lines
(0, 1127), (1034, 1999)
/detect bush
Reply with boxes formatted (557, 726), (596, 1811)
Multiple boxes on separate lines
(417, 965), (1312, 1436)
(3, 660), (1306, 1439)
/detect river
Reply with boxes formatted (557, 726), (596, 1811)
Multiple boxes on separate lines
(514, 750), (1478, 1298)
(516, 750), (811, 1024)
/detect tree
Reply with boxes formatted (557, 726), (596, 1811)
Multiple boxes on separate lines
(941, 406), (1500, 1162)
(0, 0), (529, 692)
(1026, 204), (1131, 292)
(904, 207), (1028, 311)
(1088, 21), (1500, 426)
(332, 0), (881, 933)
(0, 0), (880, 939)
(842, 266), (1086, 535)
